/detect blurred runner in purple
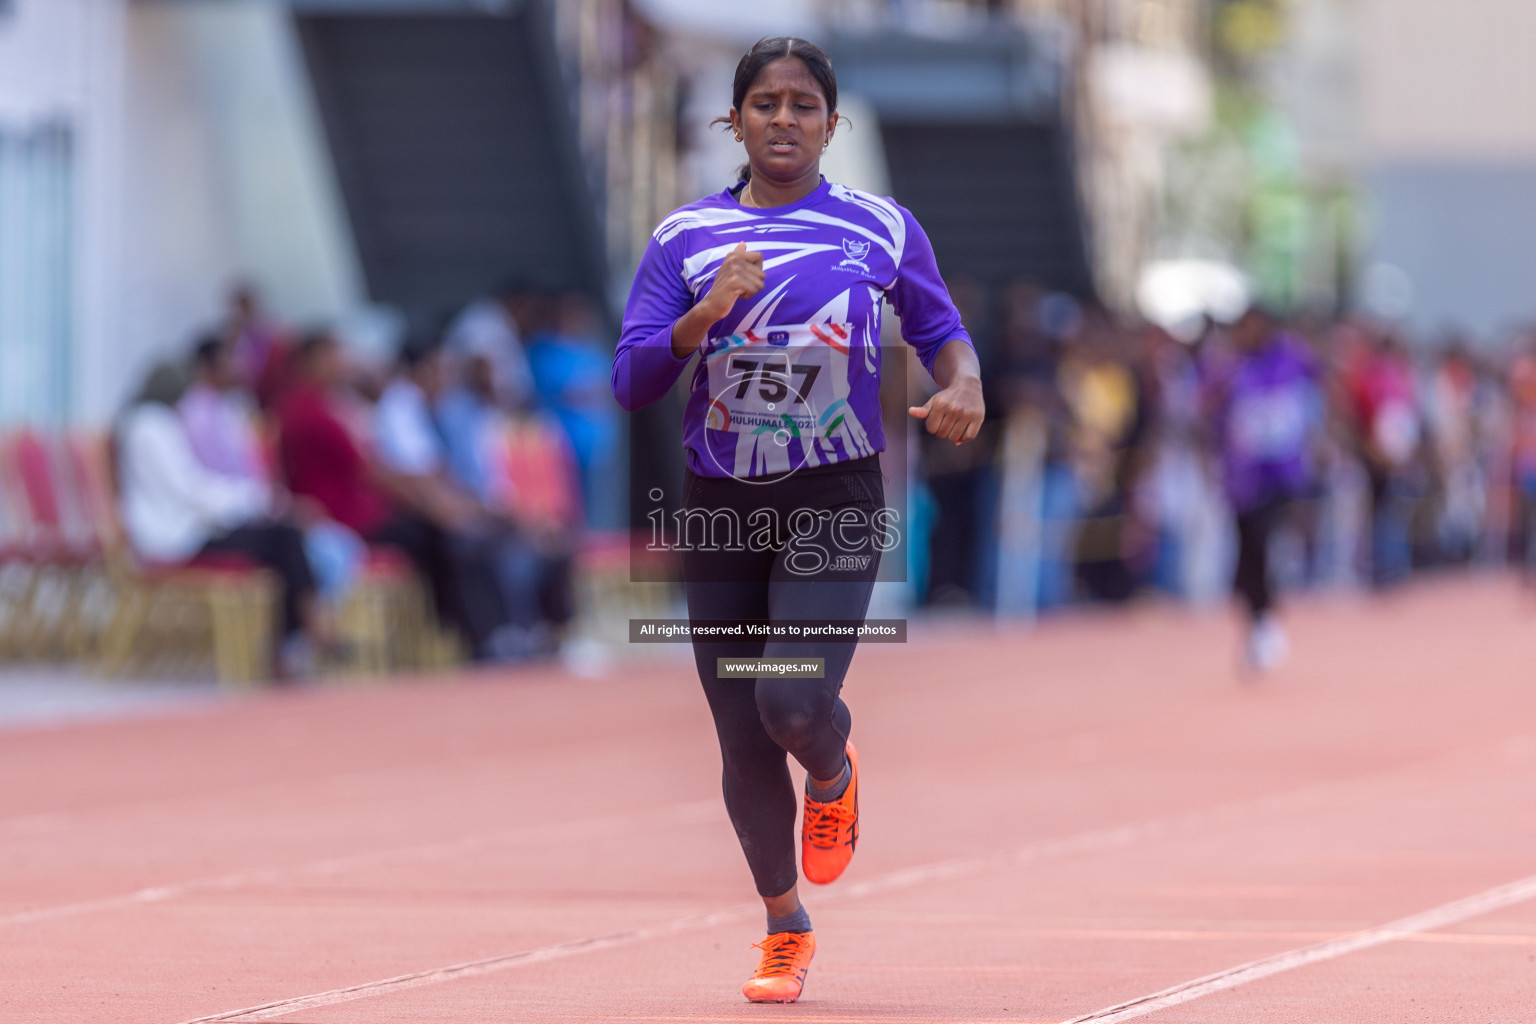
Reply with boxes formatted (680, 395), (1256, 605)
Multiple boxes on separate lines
(1205, 307), (1323, 672)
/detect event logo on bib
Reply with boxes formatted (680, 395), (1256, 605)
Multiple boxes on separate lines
(704, 324), (860, 482)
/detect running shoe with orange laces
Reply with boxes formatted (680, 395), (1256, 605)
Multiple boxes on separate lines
(801, 741), (858, 884)
(741, 930), (816, 1003)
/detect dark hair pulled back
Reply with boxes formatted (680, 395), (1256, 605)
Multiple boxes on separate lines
(713, 37), (839, 183)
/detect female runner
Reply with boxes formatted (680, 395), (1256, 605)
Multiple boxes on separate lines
(612, 36), (984, 1003)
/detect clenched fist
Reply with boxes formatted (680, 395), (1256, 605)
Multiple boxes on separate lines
(699, 242), (765, 321)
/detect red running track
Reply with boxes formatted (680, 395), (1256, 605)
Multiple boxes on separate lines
(5, 574), (1536, 1023)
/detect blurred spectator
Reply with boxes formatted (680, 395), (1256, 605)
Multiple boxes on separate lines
(1306, 321), (1371, 589)
(117, 360), (335, 673)
(377, 332), (573, 656)
(444, 278), (536, 408)
(438, 349), (578, 635)
(1346, 332), (1425, 586)
(224, 282), (294, 410)
(180, 334), (267, 481)
(919, 275), (998, 607)
(278, 331), (510, 660)
(1425, 340), (1484, 564)
(525, 291), (622, 525)
(1505, 341), (1536, 576)
(1061, 306), (1149, 602)
(275, 333), (392, 540)
(1204, 306), (1323, 670)
(1471, 342), (1515, 566)
(993, 280), (1081, 611)
(436, 351), (504, 506)
(1136, 323), (1211, 600)
(181, 334), (365, 610)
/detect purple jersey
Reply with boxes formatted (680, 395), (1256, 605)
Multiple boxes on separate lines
(612, 177), (971, 478)
(1209, 332), (1322, 511)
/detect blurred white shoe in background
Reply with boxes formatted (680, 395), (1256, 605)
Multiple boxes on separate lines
(1246, 615), (1290, 673)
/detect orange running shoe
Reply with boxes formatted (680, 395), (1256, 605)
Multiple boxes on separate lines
(801, 741), (858, 885)
(741, 930), (816, 1003)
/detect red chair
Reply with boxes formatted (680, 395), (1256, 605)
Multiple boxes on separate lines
(0, 432), (37, 659)
(13, 430), (100, 563)
(0, 430), (102, 659)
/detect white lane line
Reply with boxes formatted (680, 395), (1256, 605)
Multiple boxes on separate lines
(171, 770), (1432, 1024)
(12, 730), (1530, 935)
(6, 750), (1323, 934)
(0, 800), (720, 929)
(1060, 873), (1536, 1024)
(174, 737), (1536, 1024)
(178, 901), (764, 1023)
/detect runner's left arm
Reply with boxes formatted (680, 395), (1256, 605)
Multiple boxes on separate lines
(888, 206), (984, 444)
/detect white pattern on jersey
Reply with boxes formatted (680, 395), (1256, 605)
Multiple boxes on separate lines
(681, 241), (841, 294)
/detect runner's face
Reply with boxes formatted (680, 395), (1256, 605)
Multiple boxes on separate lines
(1232, 312), (1268, 352)
(733, 58), (837, 183)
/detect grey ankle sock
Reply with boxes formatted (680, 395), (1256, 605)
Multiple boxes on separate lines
(767, 906), (813, 935)
(806, 758), (850, 802)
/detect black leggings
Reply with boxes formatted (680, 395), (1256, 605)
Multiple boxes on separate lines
(682, 457), (884, 898)
(1234, 496), (1284, 621)
(201, 521), (315, 637)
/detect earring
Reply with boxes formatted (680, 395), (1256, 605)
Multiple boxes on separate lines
(823, 140), (830, 150)
(735, 133), (743, 142)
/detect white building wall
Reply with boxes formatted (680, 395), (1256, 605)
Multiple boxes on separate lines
(119, 5), (246, 407)
(1358, 0), (1536, 337)
(119, 1), (364, 419)
(0, 0), (363, 425)
(1360, 0), (1536, 162)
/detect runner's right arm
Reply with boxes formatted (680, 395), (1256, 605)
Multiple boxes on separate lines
(669, 243), (763, 360)
(611, 239), (763, 412)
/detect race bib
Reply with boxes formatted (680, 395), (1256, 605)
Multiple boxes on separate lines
(704, 324), (854, 438)
(1230, 385), (1310, 460)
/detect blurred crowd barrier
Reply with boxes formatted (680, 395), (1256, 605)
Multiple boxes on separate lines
(905, 280), (1536, 616)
